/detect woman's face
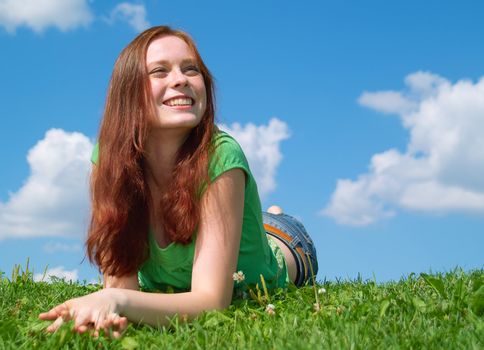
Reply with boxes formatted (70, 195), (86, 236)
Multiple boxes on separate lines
(146, 35), (207, 130)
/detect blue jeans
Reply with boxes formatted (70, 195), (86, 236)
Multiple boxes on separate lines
(262, 212), (318, 286)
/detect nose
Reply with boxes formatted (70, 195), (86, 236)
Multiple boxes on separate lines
(170, 69), (188, 88)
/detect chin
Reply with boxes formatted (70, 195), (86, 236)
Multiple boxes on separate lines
(152, 118), (202, 130)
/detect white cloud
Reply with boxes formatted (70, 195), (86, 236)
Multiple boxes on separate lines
(0, 129), (93, 239)
(43, 241), (82, 254)
(108, 2), (150, 32)
(34, 266), (78, 283)
(358, 91), (416, 115)
(0, 120), (289, 239)
(219, 118), (291, 198)
(322, 72), (484, 226)
(0, 0), (93, 34)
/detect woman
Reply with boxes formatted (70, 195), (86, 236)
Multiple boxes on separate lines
(39, 26), (318, 337)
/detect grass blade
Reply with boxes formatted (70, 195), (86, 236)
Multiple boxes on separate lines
(420, 273), (447, 298)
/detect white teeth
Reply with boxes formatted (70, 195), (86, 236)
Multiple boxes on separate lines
(164, 97), (193, 106)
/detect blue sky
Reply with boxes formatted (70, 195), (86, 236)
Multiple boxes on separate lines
(1, 0), (483, 284)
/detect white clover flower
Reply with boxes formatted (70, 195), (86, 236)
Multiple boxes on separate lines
(318, 287), (327, 294)
(232, 270), (245, 283)
(265, 304), (276, 315)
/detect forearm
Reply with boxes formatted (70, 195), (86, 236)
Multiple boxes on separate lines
(111, 288), (227, 327)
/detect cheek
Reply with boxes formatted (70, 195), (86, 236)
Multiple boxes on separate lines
(150, 80), (164, 102)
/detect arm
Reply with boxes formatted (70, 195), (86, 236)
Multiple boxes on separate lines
(40, 168), (245, 330)
(112, 167), (246, 326)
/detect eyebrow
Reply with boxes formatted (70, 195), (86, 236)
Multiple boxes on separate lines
(147, 59), (198, 69)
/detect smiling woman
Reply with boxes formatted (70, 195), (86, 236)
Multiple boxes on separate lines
(38, 25), (318, 337)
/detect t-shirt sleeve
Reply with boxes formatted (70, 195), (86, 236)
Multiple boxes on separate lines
(208, 134), (251, 187)
(91, 142), (99, 165)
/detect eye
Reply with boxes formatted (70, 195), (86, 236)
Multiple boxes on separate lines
(184, 65), (200, 76)
(149, 67), (168, 78)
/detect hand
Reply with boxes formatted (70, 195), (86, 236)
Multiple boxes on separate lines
(38, 289), (128, 338)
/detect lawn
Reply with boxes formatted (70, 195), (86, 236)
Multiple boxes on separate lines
(0, 264), (482, 349)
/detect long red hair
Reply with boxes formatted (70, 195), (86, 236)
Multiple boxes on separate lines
(86, 26), (216, 276)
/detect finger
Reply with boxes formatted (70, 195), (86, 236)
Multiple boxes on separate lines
(76, 324), (90, 334)
(116, 317), (128, 333)
(92, 310), (104, 331)
(46, 316), (65, 333)
(39, 303), (69, 320)
(60, 308), (73, 321)
(110, 322), (124, 339)
(101, 313), (127, 339)
(111, 330), (122, 339)
(111, 316), (128, 339)
(101, 313), (117, 336)
(112, 315), (127, 330)
(73, 309), (92, 331)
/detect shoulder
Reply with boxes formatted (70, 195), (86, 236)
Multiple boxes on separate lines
(212, 129), (245, 154)
(209, 128), (250, 183)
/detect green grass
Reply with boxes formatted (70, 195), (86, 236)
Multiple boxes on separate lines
(1, 265), (483, 349)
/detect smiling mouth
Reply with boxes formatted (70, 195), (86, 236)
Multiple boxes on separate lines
(163, 97), (194, 107)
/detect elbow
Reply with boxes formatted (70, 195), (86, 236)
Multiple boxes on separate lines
(208, 294), (231, 311)
(215, 288), (234, 310)
(214, 297), (231, 311)
(195, 291), (232, 312)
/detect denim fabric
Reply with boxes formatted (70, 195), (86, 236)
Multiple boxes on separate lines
(262, 212), (318, 286)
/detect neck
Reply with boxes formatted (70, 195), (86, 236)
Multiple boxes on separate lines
(144, 128), (191, 189)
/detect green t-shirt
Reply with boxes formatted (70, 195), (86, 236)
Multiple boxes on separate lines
(91, 130), (289, 294)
